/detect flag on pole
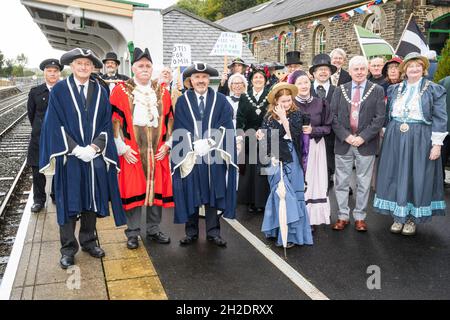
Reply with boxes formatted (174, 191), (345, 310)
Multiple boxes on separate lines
(395, 16), (429, 57)
(354, 25), (395, 58)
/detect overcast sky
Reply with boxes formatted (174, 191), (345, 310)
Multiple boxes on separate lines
(0, 0), (178, 68)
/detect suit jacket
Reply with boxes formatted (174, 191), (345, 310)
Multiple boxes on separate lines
(27, 83), (50, 166)
(331, 81), (385, 156)
(311, 81), (336, 105)
(337, 69), (352, 86)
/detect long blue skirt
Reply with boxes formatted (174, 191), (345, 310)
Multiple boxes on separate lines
(262, 142), (313, 246)
(374, 120), (446, 223)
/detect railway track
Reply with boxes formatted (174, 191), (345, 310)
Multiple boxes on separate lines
(0, 90), (32, 284)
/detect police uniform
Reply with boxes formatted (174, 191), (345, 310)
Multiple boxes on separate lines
(27, 59), (63, 212)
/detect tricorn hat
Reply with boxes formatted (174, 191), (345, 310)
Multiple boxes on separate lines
(102, 52), (120, 65)
(309, 53), (337, 75)
(39, 58), (63, 71)
(60, 48), (103, 69)
(183, 62), (219, 78)
(133, 47), (153, 64)
(285, 51), (303, 66)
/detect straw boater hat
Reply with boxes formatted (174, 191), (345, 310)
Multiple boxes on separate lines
(398, 52), (430, 74)
(267, 82), (298, 104)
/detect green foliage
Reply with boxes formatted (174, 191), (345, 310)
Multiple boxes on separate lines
(176, 0), (269, 21)
(434, 38), (450, 83)
(0, 53), (33, 77)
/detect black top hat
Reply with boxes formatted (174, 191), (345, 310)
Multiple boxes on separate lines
(60, 48), (103, 69)
(183, 62), (219, 78)
(102, 52), (120, 65)
(228, 57), (247, 69)
(309, 53), (337, 75)
(39, 58), (63, 71)
(285, 51), (303, 66)
(133, 47), (153, 64)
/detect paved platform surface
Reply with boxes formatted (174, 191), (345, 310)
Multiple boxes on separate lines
(9, 202), (167, 300)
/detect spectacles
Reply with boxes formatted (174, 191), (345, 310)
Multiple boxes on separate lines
(232, 82), (244, 85)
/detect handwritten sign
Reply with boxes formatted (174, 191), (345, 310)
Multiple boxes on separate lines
(210, 32), (243, 57)
(171, 44), (192, 68)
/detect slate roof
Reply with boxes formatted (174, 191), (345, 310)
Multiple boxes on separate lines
(216, 0), (368, 32)
(162, 7), (256, 75)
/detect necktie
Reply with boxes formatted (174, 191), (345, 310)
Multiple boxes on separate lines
(79, 84), (87, 110)
(230, 96), (240, 102)
(350, 85), (361, 134)
(316, 85), (326, 99)
(199, 95), (205, 118)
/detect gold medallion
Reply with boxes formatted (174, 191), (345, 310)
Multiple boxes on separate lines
(400, 123), (409, 133)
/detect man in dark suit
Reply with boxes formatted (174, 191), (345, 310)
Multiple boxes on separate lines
(330, 56), (385, 232)
(330, 48), (352, 86)
(310, 53), (337, 186)
(27, 59), (63, 212)
(101, 52), (129, 91)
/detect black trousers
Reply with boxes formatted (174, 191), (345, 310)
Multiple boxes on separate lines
(185, 205), (220, 238)
(32, 166), (46, 205)
(59, 212), (97, 256)
(325, 132), (336, 180)
(442, 135), (450, 183)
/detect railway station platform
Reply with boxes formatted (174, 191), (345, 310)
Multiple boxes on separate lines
(4, 195), (167, 300)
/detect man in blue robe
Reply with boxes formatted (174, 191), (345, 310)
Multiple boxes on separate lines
(171, 62), (238, 247)
(39, 48), (126, 269)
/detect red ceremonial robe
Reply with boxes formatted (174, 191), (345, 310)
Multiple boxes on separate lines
(110, 79), (174, 211)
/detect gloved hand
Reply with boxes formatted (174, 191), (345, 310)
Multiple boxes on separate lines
(193, 138), (215, 157)
(114, 137), (130, 156)
(72, 145), (97, 162)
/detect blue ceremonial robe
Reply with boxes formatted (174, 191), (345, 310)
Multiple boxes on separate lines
(171, 88), (237, 224)
(39, 75), (126, 226)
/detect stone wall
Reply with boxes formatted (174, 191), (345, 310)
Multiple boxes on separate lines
(248, 0), (447, 67)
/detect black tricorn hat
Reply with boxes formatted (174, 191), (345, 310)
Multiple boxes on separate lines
(285, 51), (303, 66)
(102, 52), (120, 65)
(133, 47), (152, 64)
(183, 62), (219, 78)
(309, 53), (337, 75)
(39, 58), (63, 71)
(60, 48), (103, 69)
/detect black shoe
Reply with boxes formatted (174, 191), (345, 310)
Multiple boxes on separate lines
(256, 207), (264, 214)
(127, 237), (139, 249)
(60, 255), (74, 269)
(147, 231), (171, 244)
(247, 205), (255, 213)
(82, 246), (105, 258)
(31, 203), (44, 213)
(179, 235), (198, 246)
(207, 236), (227, 247)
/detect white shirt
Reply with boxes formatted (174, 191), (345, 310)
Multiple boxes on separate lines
(253, 89), (263, 101)
(132, 78), (158, 127)
(73, 77), (89, 99)
(313, 80), (330, 97)
(195, 91), (207, 107)
(46, 83), (53, 92)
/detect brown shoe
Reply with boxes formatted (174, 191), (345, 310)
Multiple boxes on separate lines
(332, 219), (349, 230)
(355, 220), (368, 232)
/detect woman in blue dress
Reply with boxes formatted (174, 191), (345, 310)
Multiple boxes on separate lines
(374, 52), (448, 235)
(256, 83), (313, 248)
